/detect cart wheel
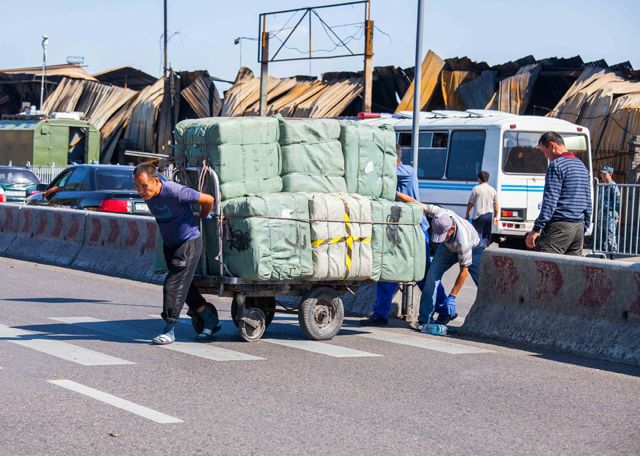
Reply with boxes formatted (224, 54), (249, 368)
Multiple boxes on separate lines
(238, 307), (266, 342)
(231, 297), (276, 328)
(298, 287), (344, 341)
(187, 302), (219, 334)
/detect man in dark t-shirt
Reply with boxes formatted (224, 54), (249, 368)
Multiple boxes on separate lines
(133, 163), (219, 344)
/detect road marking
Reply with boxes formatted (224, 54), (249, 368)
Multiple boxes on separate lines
(0, 323), (135, 366)
(272, 318), (493, 355)
(355, 327), (493, 355)
(48, 380), (182, 424)
(50, 317), (263, 362)
(261, 338), (382, 358)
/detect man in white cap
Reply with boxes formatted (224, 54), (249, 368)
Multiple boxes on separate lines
(598, 166), (621, 253)
(399, 193), (484, 333)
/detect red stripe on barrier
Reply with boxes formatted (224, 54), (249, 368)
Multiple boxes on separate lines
(125, 221), (139, 247)
(626, 272), (640, 315)
(68, 216), (80, 239)
(51, 213), (63, 238)
(89, 218), (101, 242)
(578, 266), (613, 309)
(534, 260), (564, 299)
(21, 210), (32, 233)
(492, 256), (519, 294)
(145, 223), (157, 250)
(35, 214), (47, 235)
(106, 219), (120, 244)
(2, 208), (13, 230)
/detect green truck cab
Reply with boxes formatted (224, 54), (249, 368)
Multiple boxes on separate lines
(0, 117), (100, 166)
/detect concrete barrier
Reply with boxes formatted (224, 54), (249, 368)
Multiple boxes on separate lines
(5, 206), (87, 265)
(0, 204), (21, 254)
(462, 247), (640, 366)
(72, 212), (163, 282)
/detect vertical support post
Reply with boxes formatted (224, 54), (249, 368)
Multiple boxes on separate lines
(411, 0), (424, 169)
(259, 16), (269, 117)
(163, 0), (168, 79)
(40, 36), (48, 111)
(362, 1), (374, 113)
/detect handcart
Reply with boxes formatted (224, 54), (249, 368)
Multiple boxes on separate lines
(179, 165), (413, 343)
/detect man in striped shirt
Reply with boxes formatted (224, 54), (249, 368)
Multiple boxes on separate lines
(525, 132), (592, 255)
(399, 193), (484, 332)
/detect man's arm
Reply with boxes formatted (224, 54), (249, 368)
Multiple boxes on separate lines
(396, 192), (445, 218)
(493, 194), (499, 226)
(526, 165), (561, 248)
(198, 193), (214, 218)
(465, 203), (473, 220)
(450, 266), (469, 297)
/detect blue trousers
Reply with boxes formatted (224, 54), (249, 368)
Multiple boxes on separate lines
(372, 229), (446, 319)
(417, 243), (484, 324)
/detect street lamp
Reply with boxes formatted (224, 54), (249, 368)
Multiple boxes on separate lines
(40, 35), (48, 112)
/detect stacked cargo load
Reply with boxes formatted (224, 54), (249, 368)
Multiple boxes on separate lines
(206, 193), (313, 281)
(173, 117), (282, 200)
(340, 121), (398, 201)
(277, 116), (347, 193)
(370, 199), (426, 282)
(306, 193), (373, 281)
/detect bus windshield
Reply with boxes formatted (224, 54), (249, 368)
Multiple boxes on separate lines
(502, 131), (590, 175)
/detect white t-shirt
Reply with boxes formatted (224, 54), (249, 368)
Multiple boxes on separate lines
(468, 183), (497, 219)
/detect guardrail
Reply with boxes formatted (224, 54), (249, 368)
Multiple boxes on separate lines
(592, 180), (640, 258)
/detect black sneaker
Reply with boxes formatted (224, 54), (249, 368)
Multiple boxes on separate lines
(360, 316), (388, 326)
(435, 313), (458, 325)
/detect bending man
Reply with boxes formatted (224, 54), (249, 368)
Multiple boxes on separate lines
(133, 163), (220, 345)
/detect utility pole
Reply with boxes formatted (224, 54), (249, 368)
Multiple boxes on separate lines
(411, 0), (424, 169)
(40, 35), (48, 112)
(362, 0), (374, 112)
(259, 15), (269, 116)
(163, 0), (168, 78)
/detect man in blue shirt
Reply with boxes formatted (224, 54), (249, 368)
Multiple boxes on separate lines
(133, 163), (220, 344)
(360, 146), (446, 326)
(525, 132), (591, 255)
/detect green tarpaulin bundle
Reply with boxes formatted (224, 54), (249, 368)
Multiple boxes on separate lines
(340, 121), (397, 201)
(213, 193), (314, 281)
(307, 193), (372, 281)
(370, 199), (426, 282)
(278, 116), (347, 193)
(173, 117), (282, 200)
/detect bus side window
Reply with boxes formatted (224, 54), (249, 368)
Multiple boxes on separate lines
(397, 132), (414, 166)
(417, 131), (447, 180)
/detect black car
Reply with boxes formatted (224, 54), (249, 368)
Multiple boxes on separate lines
(0, 166), (41, 204)
(28, 165), (154, 215)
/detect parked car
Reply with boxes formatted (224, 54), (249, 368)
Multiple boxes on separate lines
(27, 164), (154, 215)
(0, 166), (41, 204)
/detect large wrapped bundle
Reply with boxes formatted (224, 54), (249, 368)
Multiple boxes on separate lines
(370, 199), (426, 282)
(307, 193), (373, 280)
(173, 117), (282, 200)
(278, 117), (347, 193)
(340, 122), (397, 200)
(210, 193), (313, 281)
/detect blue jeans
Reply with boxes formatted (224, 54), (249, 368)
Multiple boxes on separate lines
(372, 229), (446, 319)
(417, 243), (484, 324)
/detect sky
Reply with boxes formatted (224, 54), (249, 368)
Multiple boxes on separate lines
(0, 0), (638, 88)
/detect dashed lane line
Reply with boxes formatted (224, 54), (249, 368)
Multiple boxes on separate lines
(48, 379), (182, 424)
(0, 323), (135, 366)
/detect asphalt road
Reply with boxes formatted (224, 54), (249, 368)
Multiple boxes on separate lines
(0, 256), (638, 456)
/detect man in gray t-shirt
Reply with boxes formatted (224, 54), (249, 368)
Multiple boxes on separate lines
(134, 163), (219, 345)
(465, 170), (498, 247)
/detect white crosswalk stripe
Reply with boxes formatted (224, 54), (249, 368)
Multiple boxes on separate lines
(0, 323), (135, 366)
(275, 318), (493, 355)
(50, 317), (264, 362)
(48, 380), (182, 424)
(261, 338), (382, 358)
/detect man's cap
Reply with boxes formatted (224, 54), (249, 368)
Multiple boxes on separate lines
(431, 214), (454, 243)
(600, 166), (614, 174)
